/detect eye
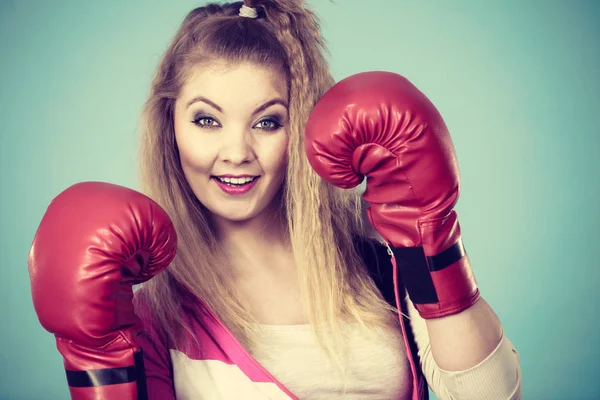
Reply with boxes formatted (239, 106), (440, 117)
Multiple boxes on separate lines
(253, 117), (282, 131)
(192, 114), (221, 129)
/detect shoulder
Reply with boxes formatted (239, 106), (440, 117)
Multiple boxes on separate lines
(133, 286), (166, 344)
(133, 284), (216, 350)
(353, 235), (392, 281)
(352, 235), (396, 306)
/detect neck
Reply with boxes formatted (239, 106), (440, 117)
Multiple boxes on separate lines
(217, 209), (288, 249)
(211, 202), (291, 276)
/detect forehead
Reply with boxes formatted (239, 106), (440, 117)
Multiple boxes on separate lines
(179, 61), (288, 108)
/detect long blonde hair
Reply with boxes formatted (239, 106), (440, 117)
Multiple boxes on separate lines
(137, 0), (395, 371)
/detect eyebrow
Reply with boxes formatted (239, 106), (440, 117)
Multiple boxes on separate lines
(186, 96), (288, 115)
(252, 99), (288, 116)
(186, 96), (222, 112)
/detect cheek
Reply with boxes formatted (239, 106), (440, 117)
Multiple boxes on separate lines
(175, 129), (215, 177)
(260, 135), (289, 176)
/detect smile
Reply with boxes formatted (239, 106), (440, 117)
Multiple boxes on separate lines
(213, 175), (260, 195)
(216, 176), (257, 185)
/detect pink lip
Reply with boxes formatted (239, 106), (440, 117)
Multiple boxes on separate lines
(213, 176), (259, 195)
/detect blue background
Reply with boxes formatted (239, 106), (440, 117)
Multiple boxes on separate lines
(1, 1), (599, 399)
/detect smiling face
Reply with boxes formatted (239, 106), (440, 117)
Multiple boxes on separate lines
(173, 61), (289, 226)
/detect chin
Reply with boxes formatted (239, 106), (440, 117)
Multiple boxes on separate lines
(222, 213), (256, 223)
(203, 188), (284, 225)
(212, 206), (262, 223)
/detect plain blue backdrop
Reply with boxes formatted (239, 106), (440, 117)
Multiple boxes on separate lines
(1, 1), (599, 399)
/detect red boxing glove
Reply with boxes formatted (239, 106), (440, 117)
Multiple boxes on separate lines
(305, 71), (479, 319)
(28, 182), (177, 399)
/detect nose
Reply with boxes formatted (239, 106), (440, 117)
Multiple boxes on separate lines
(219, 126), (254, 165)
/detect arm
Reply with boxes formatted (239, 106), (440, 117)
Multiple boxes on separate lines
(305, 71), (522, 399)
(426, 296), (502, 371)
(28, 182), (177, 400)
(134, 291), (177, 400)
(407, 293), (522, 400)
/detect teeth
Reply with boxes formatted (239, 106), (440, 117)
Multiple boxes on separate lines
(217, 176), (256, 185)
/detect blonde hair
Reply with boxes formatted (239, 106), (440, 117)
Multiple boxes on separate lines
(136, 0), (396, 373)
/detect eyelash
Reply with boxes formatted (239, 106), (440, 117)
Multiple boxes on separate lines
(254, 118), (282, 131)
(191, 115), (283, 132)
(192, 115), (220, 129)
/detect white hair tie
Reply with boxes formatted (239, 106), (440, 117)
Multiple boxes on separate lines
(239, 5), (258, 19)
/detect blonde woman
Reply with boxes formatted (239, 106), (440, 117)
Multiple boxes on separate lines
(28, 1), (522, 399)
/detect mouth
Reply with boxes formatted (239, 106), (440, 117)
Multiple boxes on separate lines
(212, 175), (260, 195)
(213, 175), (259, 187)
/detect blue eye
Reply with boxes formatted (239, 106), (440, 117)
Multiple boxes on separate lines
(192, 115), (221, 129)
(254, 118), (282, 131)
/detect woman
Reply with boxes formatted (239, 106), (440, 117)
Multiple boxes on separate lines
(131, 1), (522, 399)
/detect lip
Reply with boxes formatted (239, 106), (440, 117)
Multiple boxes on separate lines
(212, 176), (260, 195)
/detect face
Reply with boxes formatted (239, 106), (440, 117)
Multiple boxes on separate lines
(173, 61), (289, 225)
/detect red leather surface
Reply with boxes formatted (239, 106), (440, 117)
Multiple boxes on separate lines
(28, 182), (177, 380)
(305, 72), (479, 317)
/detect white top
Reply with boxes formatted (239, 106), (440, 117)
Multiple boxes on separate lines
(250, 294), (522, 400)
(252, 319), (412, 399)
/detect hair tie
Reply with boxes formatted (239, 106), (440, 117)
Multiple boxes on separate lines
(239, 5), (258, 19)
